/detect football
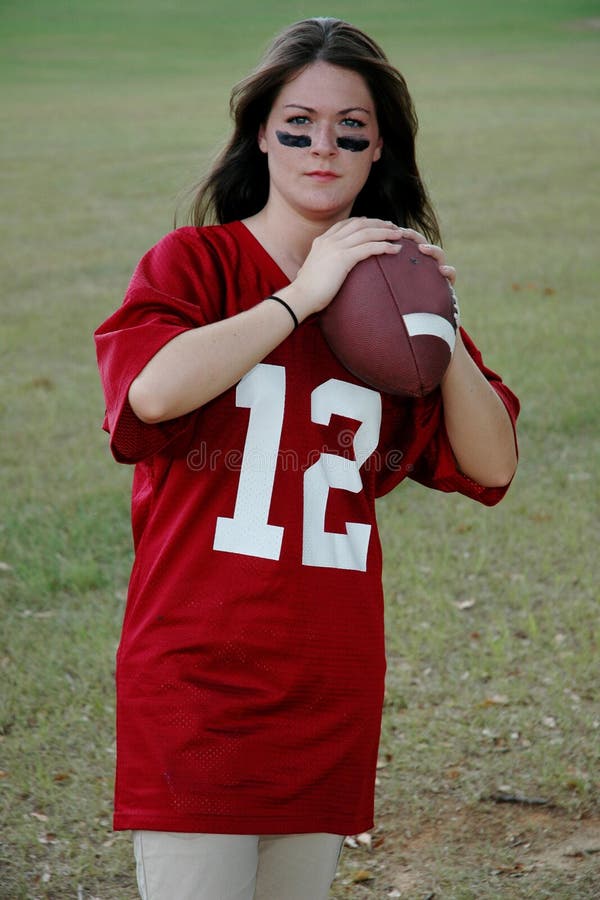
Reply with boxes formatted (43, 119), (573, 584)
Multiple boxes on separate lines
(319, 239), (459, 397)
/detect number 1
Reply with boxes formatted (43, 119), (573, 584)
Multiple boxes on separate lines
(213, 364), (285, 560)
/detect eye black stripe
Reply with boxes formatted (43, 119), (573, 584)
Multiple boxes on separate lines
(336, 137), (370, 152)
(276, 131), (311, 148)
(275, 131), (371, 152)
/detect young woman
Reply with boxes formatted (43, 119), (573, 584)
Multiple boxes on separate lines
(95, 17), (519, 900)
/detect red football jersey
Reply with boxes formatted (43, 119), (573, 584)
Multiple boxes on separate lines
(95, 222), (519, 835)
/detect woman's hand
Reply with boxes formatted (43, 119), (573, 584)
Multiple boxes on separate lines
(387, 229), (515, 487)
(397, 228), (516, 487)
(401, 227), (460, 327)
(398, 226), (457, 286)
(276, 217), (403, 322)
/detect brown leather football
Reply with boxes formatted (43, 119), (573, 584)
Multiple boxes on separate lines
(320, 239), (458, 397)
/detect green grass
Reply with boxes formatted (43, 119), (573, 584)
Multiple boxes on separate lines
(1, 1), (599, 897)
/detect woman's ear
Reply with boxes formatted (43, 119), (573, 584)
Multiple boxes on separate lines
(258, 124), (268, 154)
(373, 135), (383, 163)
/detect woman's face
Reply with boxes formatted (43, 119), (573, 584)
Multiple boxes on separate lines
(258, 61), (383, 222)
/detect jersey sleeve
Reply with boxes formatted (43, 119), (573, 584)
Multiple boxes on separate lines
(375, 328), (520, 506)
(94, 229), (225, 464)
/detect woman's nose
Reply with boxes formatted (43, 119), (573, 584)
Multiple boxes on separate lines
(310, 124), (338, 155)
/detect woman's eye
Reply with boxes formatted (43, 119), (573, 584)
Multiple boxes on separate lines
(340, 118), (365, 129)
(287, 115), (310, 126)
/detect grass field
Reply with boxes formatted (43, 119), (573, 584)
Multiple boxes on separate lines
(1, 1), (599, 897)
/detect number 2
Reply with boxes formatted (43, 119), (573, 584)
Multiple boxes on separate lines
(213, 364), (382, 571)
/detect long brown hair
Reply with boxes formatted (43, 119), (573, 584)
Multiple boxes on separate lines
(188, 17), (440, 243)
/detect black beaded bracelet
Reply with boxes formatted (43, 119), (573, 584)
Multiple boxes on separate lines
(267, 294), (299, 330)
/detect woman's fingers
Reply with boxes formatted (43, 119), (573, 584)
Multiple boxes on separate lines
(439, 265), (457, 285)
(322, 217), (402, 242)
(327, 221), (458, 287)
(398, 226), (427, 244)
(417, 241), (457, 285)
(291, 217), (461, 317)
(314, 220), (403, 272)
(291, 220), (403, 315)
(348, 239), (402, 263)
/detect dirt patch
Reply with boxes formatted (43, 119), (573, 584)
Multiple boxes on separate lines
(385, 806), (600, 892)
(531, 819), (600, 871)
(335, 802), (600, 897)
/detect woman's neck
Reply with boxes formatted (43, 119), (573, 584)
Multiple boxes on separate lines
(243, 202), (347, 280)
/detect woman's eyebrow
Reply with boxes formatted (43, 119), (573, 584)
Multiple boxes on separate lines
(283, 104), (372, 116)
(338, 106), (371, 116)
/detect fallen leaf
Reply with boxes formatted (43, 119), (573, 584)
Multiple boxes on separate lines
(482, 694), (510, 707)
(0, 562), (13, 572)
(31, 812), (49, 822)
(53, 772), (72, 782)
(454, 598), (476, 610)
(38, 833), (58, 844)
(352, 869), (375, 883)
(492, 863), (523, 875)
(0, 770), (8, 779)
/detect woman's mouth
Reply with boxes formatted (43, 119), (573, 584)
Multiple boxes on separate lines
(305, 170), (340, 181)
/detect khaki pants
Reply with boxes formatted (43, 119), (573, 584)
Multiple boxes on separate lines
(133, 831), (345, 900)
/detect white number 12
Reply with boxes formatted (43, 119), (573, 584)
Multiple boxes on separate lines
(213, 363), (382, 571)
